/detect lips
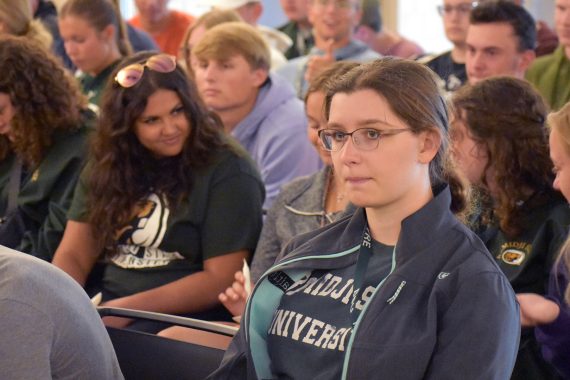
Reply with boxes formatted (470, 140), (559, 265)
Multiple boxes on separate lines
(161, 135), (183, 146)
(202, 88), (220, 97)
(345, 176), (371, 185)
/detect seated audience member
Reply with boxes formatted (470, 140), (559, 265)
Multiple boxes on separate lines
(450, 77), (570, 380)
(505, 0), (558, 57)
(30, 0), (74, 69)
(419, 0), (476, 92)
(179, 8), (242, 71)
(0, 0), (52, 49)
(0, 35), (93, 261)
(159, 64), (359, 346)
(192, 22), (321, 209)
(129, 0), (194, 56)
(52, 52), (264, 331)
(278, 0), (314, 59)
(277, 0), (380, 98)
(355, 0), (424, 59)
(59, 0), (132, 110)
(526, 0), (570, 111)
(210, 57), (520, 379)
(516, 102), (570, 379)
(211, 0), (290, 69)
(0, 247), (123, 379)
(465, 1), (536, 84)
(109, 0), (158, 53)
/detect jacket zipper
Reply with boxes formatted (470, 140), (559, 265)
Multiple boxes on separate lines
(341, 245), (398, 380)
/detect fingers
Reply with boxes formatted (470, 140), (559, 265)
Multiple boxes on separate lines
(324, 38), (335, 59)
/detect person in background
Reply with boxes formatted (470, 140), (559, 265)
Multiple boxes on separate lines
(465, 1), (536, 84)
(29, 0), (74, 69)
(210, 57), (519, 380)
(0, 247), (123, 379)
(59, 0), (132, 110)
(354, 0), (424, 59)
(109, 0), (158, 53)
(526, 0), (570, 111)
(277, 0), (380, 98)
(419, 0), (477, 92)
(516, 102), (570, 379)
(450, 77), (570, 380)
(179, 8), (242, 72)
(0, 0), (52, 50)
(278, 0), (314, 59)
(210, 0), (290, 69)
(0, 35), (93, 260)
(192, 22), (321, 209)
(52, 52), (264, 332)
(130, 0), (194, 56)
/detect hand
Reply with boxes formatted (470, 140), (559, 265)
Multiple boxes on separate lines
(517, 293), (560, 327)
(218, 271), (252, 317)
(304, 39), (336, 84)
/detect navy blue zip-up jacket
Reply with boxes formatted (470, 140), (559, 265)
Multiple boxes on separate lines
(209, 185), (520, 379)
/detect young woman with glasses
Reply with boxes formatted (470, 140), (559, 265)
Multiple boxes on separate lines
(450, 77), (570, 380)
(210, 57), (519, 379)
(52, 52), (265, 331)
(0, 35), (93, 260)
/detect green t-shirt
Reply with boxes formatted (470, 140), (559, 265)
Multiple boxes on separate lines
(78, 60), (120, 111)
(68, 141), (265, 297)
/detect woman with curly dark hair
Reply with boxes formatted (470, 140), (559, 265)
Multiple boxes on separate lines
(0, 35), (93, 260)
(52, 51), (264, 330)
(450, 76), (570, 380)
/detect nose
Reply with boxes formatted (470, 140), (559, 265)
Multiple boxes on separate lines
(337, 136), (361, 165)
(64, 41), (77, 56)
(161, 116), (180, 136)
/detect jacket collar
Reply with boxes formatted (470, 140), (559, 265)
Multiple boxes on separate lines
(284, 184), (457, 266)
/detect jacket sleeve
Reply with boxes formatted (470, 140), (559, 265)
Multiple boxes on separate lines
(425, 271), (520, 380)
(535, 263), (570, 378)
(250, 194), (285, 283)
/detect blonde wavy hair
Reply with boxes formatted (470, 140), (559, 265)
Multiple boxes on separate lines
(0, 0), (52, 49)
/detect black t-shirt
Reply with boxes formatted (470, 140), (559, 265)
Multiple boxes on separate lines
(267, 240), (394, 379)
(424, 51), (467, 92)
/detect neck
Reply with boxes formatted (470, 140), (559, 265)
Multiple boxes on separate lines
(89, 49), (121, 76)
(365, 179), (433, 246)
(140, 12), (170, 34)
(325, 167), (348, 213)
(451, 44), (466, 63)
(217, 93), (259, 133)
(297, 18), (312, 31)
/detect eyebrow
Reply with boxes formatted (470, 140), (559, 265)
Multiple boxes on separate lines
(327, 118), (401, 130)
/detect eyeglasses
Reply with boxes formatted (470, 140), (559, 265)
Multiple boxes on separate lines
(437, 2), (478, 16)
(318, 128), (410, 152)
(114, 54), (177, 88)
(313, 0), (354, 10)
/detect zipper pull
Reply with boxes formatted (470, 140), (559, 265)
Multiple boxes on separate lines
(387, 280), (406, 304)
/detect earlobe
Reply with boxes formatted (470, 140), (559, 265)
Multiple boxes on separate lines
(418, 130), (441, 164)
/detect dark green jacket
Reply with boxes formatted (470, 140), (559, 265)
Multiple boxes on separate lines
(475, 191), (570, 380)
(0, 111), (94, 260)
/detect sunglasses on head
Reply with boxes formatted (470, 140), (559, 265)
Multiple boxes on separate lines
(114, 54), (177, 88)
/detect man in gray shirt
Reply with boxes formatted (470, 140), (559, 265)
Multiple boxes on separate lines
(0, 247), (123, 379)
